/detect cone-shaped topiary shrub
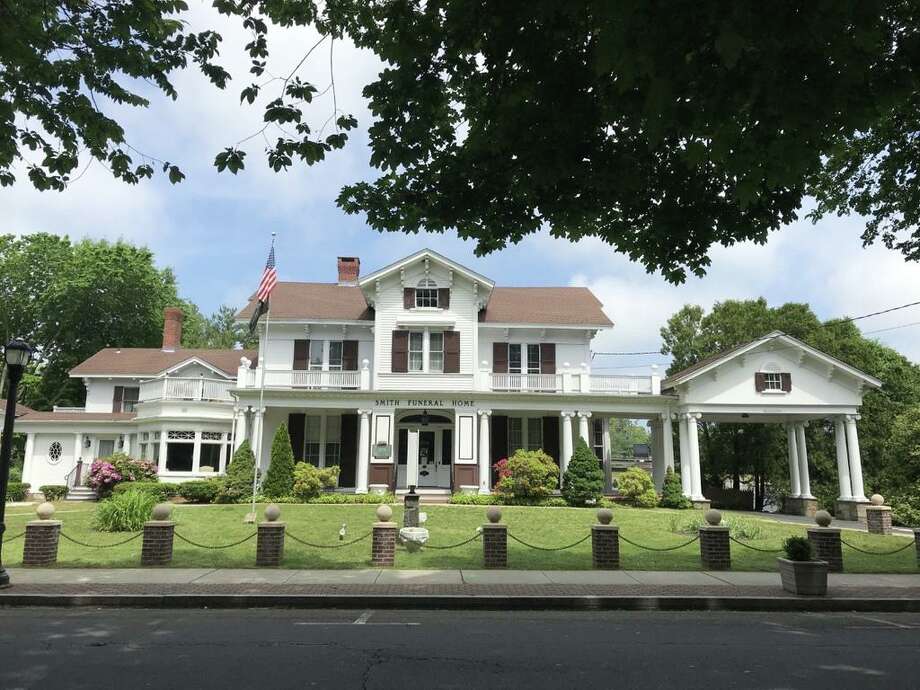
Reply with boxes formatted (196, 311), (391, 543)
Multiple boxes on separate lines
(659, 466), (692, 509)
(262, 423), (296, 498)
(216, 440), (259, 503)
(562, 438), (605, 506)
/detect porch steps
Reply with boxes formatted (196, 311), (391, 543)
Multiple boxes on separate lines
(65, 486), (98, 502)
(395, 488), (452, 505)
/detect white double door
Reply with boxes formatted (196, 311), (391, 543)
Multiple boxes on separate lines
(396, 426), (452, 489)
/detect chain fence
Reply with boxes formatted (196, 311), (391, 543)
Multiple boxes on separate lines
(619, 533), (700, 552)
(2, 531), (25, 544)
(59, 532), (143, 549)
(284, 529), (372, 549)
(729, 536), (784, 553)
(174, 531), (256, 550)
(423, 532), (482, 550)
(508, 532), (592, 552)
(840, 538), (916, 556)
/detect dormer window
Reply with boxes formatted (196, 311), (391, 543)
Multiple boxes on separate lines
(415, 278), (439, 308)
(763, 373), (783, 391)
(755, 365), (791, 393)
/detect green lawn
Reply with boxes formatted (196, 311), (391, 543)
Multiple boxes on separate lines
(2, 502), (916, 572)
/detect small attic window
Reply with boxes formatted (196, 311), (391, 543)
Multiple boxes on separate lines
(415, 278), (439, 308)
(755, 364), (791, 393)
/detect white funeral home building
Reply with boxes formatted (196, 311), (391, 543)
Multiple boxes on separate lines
(17, 249), (881, 519)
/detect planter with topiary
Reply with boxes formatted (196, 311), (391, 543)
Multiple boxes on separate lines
(777, 535), (828, 596)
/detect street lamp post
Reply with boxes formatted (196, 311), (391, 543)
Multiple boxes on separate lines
(0, 339), (33, 587)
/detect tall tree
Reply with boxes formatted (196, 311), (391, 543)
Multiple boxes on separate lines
(608, 418), (650, 458)
(3, 3), (920, 281)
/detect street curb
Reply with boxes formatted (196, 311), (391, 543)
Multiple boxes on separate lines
(2, 593), (919, 612)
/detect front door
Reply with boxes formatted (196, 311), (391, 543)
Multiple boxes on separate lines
(417, 430), (437, 486)
(396, 426), (452, 489)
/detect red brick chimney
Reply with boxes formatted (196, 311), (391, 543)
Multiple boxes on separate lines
(162, 307), (184, 351)
(337, 256), (360, 285)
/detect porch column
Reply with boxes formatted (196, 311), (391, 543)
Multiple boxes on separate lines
(834, 417), (853, 500)
(22, 433), (35, 485)
(845, 415), (867, 500)
(602, 416), (613, 493)
(795, 422), (813, 498)
(252, 407), (265, 471)
(355, 409), (371, 494)
(677, 413), (691, 498)
(577, 411), (591, 443)
(478, 410), (492, 494)
(560, 411), (574, 474)
(72, 433), (83, 470)
(785, 423), (801, 497)
(158, 432), (168, 474)
(122, 433), (131, 457)
(661, 413), (675, 472)
(234, 406), (249, 451)
(650, 419), (665, 490)
(686, 413), (704, 500)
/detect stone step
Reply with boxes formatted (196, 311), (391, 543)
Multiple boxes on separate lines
(65, 487), (97, 501)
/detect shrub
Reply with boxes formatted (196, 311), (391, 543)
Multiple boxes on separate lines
(9, 466), (22, 482)
(112, 481), (177, 501)
(301, 492), (397, 504)
(108, 453), (158, 483)
(616, 467), (656, 507)
(783, 535), (814, 562)
(87, 460), (122, 496)
(448, 493), (569, 507)
(93, 491), (157, 532)
(669, 513), (764, 539)
(216, 440), (259, 503)
(6, 481), (29, 502)
(39, 485), (68, 501)
(889, 481), (920, 527)
(494, 449), (558, 500)
(177, 479), (221, 504)
(562, 438), (605, 506)
(449, 492), (503, 505)
(292, 462), (340, 501)
(659, 467), (692, 509)
(262, 424), (296, 498)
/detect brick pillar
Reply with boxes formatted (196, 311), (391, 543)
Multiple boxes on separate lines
(372, 522), (397, 567)
(865, 506), (892, 536)
(807, 527), (842, 573)
(591, 525), (620, 569)
(256, 522), (285, 566)
(482, 525), (507, 569)
(22, 520), (62, 566)
(141, 521), (176, 566)
(699, 526), (731, 570)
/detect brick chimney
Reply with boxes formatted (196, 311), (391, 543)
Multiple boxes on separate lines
(337, 256), (360, 285)
(162, 307), (183, 351)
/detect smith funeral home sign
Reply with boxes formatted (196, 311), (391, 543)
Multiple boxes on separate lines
(374, 399), (475, 408)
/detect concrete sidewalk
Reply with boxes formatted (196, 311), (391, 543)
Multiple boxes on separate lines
(2, 568), (920, 611)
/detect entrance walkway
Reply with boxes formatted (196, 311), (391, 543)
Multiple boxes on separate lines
(731, 510), (915, 537)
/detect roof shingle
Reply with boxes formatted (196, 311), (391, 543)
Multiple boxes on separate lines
(70, 349), (257, 377)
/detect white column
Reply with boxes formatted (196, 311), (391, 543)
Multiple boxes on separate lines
(602, 416), (612, 493)
(845, 415), (866, 500)
(677, 413), (691, 497)
(577, 411), (591, 443)
(73, 433), (83, 468)
(122, 433), (131, 457)
(22, 432), (35, 485)
(158, 432), (168, 474)
(478, 410), (492, 494)
(650, 419), (665, 490)
(356, 409), (371, 494)
(661, 413), (675, 472)
(785, 423), (801, 497)
(686, 413), (704, 500)
(252, 407), (265, 471)
(834, 417), (853, 500)
(795, 422), (812, 498)
(560, 411), (574, 474)
(234, 408), (249, 451)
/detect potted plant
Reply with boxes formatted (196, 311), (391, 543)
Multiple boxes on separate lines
(777, 536), (828, 595)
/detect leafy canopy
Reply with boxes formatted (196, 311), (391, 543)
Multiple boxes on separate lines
(3, 3), (920, 281)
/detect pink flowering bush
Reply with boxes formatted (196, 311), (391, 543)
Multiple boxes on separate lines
(88, 460), (122, 496)
(88, 452), (158, 496)
(493, 457), (511, 480)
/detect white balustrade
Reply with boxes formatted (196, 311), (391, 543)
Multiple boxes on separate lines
(489, 373), (562, 392)
(588, 375), (653, 395)
(262, 369), (362, 390)
(139, 377), (234, 402)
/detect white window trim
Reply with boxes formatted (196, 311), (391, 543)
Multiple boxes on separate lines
(405, 328), (447, 374)
(507, 342), (542, 375)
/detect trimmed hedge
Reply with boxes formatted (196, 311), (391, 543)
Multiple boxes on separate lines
(251, 492), (398, 505)
(6, 482), (30, 502)
(177, 479), (221, 504)
(112, 481), (177, 502)
(39, 485), (68, 501)
(448, 493), (570, 507)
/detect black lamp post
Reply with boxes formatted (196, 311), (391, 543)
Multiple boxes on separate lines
(0, 339), (33, 587)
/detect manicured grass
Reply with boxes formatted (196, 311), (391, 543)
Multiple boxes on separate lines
(1, 502), (916, 572)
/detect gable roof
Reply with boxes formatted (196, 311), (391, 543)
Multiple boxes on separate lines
(661, 331), (883, 391)
(17, 411), (137, 423)
(236, 282), (374, 322)
(480, 287), (613, 327)
(70, 348), (257, 378)
(358, 248), (495, 289)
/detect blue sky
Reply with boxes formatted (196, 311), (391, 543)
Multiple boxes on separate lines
(3, 5), (920, 370)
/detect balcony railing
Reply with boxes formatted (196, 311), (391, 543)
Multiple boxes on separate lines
(486, 372), (656, 395)
(139, 377), (235, 402)
(589, 375), (653, 395)
(263, 369), (362, 389)
(489, 373), (562, 392)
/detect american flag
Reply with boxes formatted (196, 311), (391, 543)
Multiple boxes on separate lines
(256, 245), (277, 302)
(249, 242), (277, 334)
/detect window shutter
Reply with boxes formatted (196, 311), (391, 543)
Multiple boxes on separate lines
(403, 288), (415, 309)
(492, 342), (508, 373)
(438, 288), (450, 309)
(288, 413), (305, 462)
(343, 340), (359, 370)
(542, 416), (561, 467)
(339, 414), (358, 487)
(391, 331), (409, 373)
(490, 415), (509, 489)
(781, 373), (792, 392)
(112, 385), (124, 413)
(754, 372), (766, 392)
(293, 339), (309, 370)
(444, 331), (460, 373)
(540, 343), (556, 375)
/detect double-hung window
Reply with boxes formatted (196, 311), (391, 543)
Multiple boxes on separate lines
(415, 278), (439, 308)
(527, 344), (541, 375)
(304, 416), (321, 465)
(508, 417), (543, 454)
(325, 415), (342, 467)
(328, 341), (343, 371)
(429, 332), (444, 372)
(408, 332), (425, 372)
(508, 344), (522, 374)
(308, 340), (324, 370)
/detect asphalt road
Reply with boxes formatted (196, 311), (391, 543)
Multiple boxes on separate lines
(1, 608), (918, 689)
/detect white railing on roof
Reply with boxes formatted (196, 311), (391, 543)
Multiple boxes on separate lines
(139, 377), (234, 402)
(489, 373), (562, 392)
(588, 375), (653, 395)
(262, 369), (362, 389)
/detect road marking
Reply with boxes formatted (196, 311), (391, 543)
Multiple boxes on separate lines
(848, 615), (918, 630)
(293, 622), (420, 626)
(354, 610), (373, 625)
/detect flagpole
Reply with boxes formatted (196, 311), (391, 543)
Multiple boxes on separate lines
(251, 233), (275, 520)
